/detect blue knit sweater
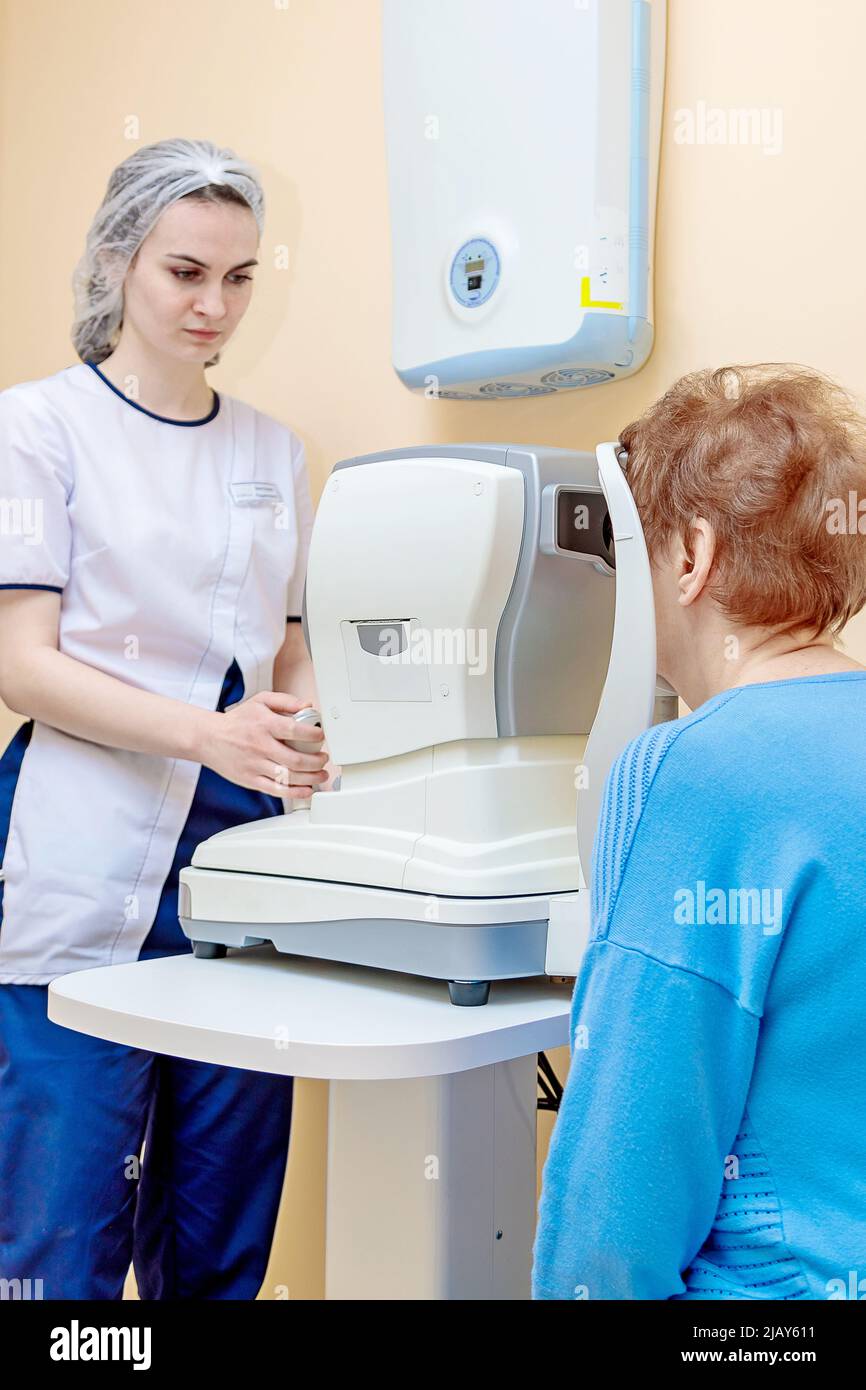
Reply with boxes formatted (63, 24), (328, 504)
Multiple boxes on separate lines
(532, 671), (866, 1300)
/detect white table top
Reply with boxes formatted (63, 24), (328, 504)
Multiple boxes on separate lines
(47, 947), (572, 1079)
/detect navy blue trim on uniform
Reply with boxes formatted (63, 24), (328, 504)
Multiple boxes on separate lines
(84, 359), (220, 426)
(0, 718), (34, 921)
(138, 657), (285, 959)
(0, 583), (63, 593)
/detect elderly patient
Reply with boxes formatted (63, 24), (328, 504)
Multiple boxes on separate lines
(533, 363), (866, 1300)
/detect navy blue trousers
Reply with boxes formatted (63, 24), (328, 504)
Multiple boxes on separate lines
(0, 661), (295, 1300)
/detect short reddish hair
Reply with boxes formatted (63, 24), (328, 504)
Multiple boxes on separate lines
(619, 364), (866, 638)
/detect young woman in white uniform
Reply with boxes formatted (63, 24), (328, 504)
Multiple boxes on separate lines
(0, 138), (331, 1299)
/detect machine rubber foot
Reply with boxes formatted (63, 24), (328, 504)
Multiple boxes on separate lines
(448, 980), (491, 1007)
(192, 941), (227, 959)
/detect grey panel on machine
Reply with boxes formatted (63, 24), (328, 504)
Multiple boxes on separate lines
(181, 915), (549, 983)
(496, 446), (616, 737)
(331, 443), (512, 472)
(305, 442), (617, 738)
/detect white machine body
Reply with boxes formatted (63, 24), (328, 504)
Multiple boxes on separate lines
(180, 444), (673, 1004)
(382, 0), (666, 399)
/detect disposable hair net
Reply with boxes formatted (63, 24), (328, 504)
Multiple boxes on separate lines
(71, 137), (265, 365)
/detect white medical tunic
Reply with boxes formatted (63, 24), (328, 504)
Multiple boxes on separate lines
(0, 360), (314, 983)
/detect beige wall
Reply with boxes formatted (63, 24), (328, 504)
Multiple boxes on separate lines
(2, 0), (865, 1298)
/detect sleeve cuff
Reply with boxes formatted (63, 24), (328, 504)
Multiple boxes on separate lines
(0, 582), (63, 593)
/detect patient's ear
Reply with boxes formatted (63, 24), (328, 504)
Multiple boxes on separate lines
(678, 518), (716, 607)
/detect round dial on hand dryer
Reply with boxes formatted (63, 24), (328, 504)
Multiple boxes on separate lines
(449, 237), (500, 307)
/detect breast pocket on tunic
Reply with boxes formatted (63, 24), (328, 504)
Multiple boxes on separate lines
(69, 541), (111, 569)
(63, 533), (226, 674)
